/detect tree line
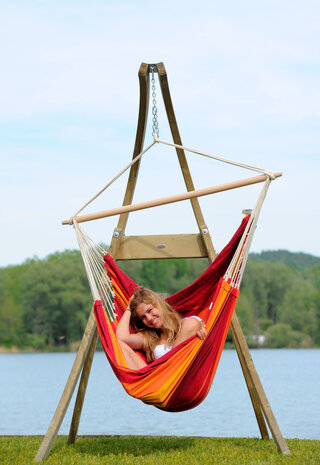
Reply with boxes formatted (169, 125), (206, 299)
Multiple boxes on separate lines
(0, 249), (319, 351)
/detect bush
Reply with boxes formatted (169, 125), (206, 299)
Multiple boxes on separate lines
(26, 333), (46, 351)
(265, 323), (313, 348)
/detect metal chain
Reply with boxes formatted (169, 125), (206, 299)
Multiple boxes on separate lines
(150, 66), (159, 139)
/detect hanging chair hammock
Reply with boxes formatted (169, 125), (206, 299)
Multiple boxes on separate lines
(94, 214), (250, 412)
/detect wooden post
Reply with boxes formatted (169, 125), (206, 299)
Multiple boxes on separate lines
(68, 329), (98, 444)
(34, 311), (97, 461)
(156, 62), (289, 452)
(157, 62), (216, 259)
(109, 62), (150, 258)
(64, 62), (151, 449)
(230, 312), (291, 455)
(230, 315), (269, 440)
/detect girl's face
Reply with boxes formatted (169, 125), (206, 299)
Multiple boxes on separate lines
(135, 301), (163, 329)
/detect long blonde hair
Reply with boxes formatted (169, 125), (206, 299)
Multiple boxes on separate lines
(129, 287), (181, 362)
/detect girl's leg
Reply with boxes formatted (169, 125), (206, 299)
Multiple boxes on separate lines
(117, 339), (147, 370)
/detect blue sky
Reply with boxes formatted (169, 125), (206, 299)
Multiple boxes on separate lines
(1, 0), (319, 267)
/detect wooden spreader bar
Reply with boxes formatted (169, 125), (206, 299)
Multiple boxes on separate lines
(63, 172), (281, 225)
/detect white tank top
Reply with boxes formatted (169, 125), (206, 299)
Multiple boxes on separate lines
(153, 316), (202, 360)
(154, 343), (172, 359)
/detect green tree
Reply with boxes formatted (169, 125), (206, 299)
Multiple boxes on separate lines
(265, 323), (312, 348)
(20, 250), (91, 347)
(1, 248), (319, 350)
(240, 261), (294, 331)
(279, 278), (317, 339)
(137, 258), (208, 295)
(0, 264), (30, 347)
(303, 264), (320, 345)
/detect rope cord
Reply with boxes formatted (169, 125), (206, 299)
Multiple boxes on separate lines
(74, 221), (116, 321)
(69, 139), (157, 223)
(224, 177), (272, 288)
(156, 138), (276, 179)
(67, 134), (275, 226)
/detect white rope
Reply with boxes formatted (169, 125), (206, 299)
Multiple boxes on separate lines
(152, 137), (276, 285)
(74, 222), (116, 314)
(67, 135), (276, 227)
(68, 134), (277, 306)
(74, 221), (117, 321)
(68, 136), (276, 226)
(156, 137), (275, 179)
(69, 139), (157, 223)
(224, 177), (272, 288)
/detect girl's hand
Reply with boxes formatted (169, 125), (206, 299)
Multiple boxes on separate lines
(196, 321), (207, 340)
(126, 294), (134, 311)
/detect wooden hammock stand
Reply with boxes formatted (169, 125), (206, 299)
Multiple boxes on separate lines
(35, 62), (290, 461)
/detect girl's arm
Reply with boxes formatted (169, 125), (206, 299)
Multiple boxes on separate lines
(115, 308), (145, 350)
(172, 317), (206, 348)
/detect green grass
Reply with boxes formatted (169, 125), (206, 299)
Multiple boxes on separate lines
(0, 436), (319, 465)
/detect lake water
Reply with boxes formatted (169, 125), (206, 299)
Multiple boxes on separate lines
(1, 349), (319, 439)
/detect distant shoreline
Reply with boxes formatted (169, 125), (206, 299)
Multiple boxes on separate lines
(0, 345), (78, 354)
(0, 346), (22, 354)
(1, 345), (318, 354)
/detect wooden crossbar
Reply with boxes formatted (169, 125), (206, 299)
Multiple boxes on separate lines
(62, 172), (281, 225)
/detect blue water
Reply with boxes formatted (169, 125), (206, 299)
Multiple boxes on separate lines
(1, 349), (319, 439)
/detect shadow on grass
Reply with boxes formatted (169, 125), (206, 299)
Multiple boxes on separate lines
(67, 436), (197, 458)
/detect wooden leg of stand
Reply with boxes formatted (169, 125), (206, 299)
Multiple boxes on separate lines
(230, 313), (269, 440)
(68, 328), (98, 444)
(34, 311), (97, 462)
(231, 312), (291, 455)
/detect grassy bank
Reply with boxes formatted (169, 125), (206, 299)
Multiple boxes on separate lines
(0, 436), (319, 465)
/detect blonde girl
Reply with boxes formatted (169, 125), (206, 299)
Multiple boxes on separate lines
(116, 287), (206, 370)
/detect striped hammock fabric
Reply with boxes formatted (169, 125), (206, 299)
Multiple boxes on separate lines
(94, 215), (250, 412)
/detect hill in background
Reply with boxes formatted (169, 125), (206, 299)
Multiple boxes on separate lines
(250, 250), (320, 270)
